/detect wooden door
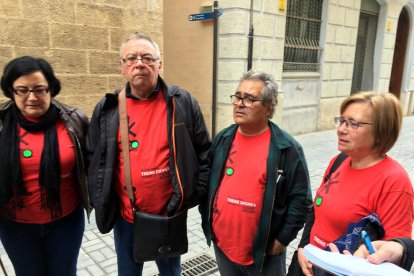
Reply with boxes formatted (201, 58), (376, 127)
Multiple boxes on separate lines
(389, 8), (410, 98)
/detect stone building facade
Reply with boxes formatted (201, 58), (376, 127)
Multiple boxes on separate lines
(0, 0), (163, 116)
(165, 0), (414, 135)
(1, 0), (413, 136)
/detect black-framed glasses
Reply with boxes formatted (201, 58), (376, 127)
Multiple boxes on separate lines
(121, 55), (159, 66)
(230, 94), (263, 108)
(334, 117), (372, 130)
(14, 87), (49, 97)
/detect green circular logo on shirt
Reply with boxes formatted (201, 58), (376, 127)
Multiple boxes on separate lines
(315, 197), (323, 207)
(226, 167), (234, 176)
(131, 140), (139, 149)
(22, 149), (32, 158)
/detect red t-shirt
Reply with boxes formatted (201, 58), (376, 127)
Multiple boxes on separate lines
(212, 129), (270, 265)
(311, 156), (414, 248)
(14, 119), (78, 223)
(116, 90), (172, 222)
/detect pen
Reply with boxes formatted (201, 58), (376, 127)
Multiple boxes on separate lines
(361, 230), (375, 254)
(276, 170), (283, 183)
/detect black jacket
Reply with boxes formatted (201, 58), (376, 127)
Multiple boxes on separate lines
(0, 100), (92, 219)
(200, 123), (312, 270)
(86, 78), (211, 234)
(392, 238), (414, 272)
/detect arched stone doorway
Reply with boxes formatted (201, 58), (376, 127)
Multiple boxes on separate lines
(389, 7), (410, 98)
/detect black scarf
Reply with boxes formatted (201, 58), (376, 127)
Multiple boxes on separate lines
(0, 104), (61, 220)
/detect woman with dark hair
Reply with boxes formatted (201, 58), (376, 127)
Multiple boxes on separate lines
(0, 56), (91, 275)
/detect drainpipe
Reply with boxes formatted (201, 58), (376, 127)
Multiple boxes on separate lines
(212, 1), (218, 138)
(247, 0), (254, 70)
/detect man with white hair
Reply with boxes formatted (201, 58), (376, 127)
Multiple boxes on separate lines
(87, 33), (211, 276)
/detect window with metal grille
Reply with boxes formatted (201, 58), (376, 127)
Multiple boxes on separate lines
(283, 0), (323, 72)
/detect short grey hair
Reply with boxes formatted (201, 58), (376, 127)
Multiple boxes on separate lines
(119, 33), (161, 59)
(239, 70), (278, 118)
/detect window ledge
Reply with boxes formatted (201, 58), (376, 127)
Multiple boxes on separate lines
(282, 71), (321, 80)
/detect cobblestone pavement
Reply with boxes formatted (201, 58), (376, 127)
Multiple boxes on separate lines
(1, 116), (413, 275)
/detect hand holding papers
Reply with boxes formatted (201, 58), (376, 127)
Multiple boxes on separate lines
(303, 244), (413, 276)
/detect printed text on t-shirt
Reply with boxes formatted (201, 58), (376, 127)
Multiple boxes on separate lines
(227, 197), (257, 213)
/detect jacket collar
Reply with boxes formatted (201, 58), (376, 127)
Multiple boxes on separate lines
(125, 79), (161, 100)
(103, 76), (178, 108)
(0, 100), (13, 113)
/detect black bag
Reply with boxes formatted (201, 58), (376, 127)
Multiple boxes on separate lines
(133, 210), (188, 262)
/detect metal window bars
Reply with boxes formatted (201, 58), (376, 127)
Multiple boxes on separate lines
(283, 0), (323, 72)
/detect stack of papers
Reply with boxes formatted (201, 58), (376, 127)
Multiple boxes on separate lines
(303, 244), (413, 276)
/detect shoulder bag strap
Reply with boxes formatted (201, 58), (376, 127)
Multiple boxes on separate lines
(324, 152), (348, 183)
(118, 88), (136, 212)
(298, 152), (348, 248)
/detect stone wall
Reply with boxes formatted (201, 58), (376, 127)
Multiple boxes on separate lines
(215, 0), (286, 133)
(215, 0), (414, 135)
(317, 0), (361, 131)
(0, 0), (163, 117)
(318, 0), (414, 130)
(377, 1), (414, 116)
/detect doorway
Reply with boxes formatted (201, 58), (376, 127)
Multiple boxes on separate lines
(351, 11), (378, 94)
(389, 8), (410, 98)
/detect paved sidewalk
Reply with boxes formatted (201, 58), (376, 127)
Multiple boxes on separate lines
(1, 116), (413, 275)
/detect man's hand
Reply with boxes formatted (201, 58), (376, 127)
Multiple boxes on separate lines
(267, 239), (285, 255)
(353, 240), (404, 265)
(298, 248), (314, 276)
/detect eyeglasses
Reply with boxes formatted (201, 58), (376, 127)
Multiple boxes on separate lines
(14, 87), (49, 97)
(334, 117), (372, 130)
(121, 55), (159, 66)
(230, 94), (263, 108)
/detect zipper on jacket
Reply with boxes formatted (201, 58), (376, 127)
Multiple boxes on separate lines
(171, 98), (184, 212)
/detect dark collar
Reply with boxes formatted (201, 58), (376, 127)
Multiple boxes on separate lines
(126, 80), (161, 100)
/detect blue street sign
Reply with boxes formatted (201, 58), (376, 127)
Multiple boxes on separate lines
(188, 8), (222, 21)
(188, 12), (212, 21)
